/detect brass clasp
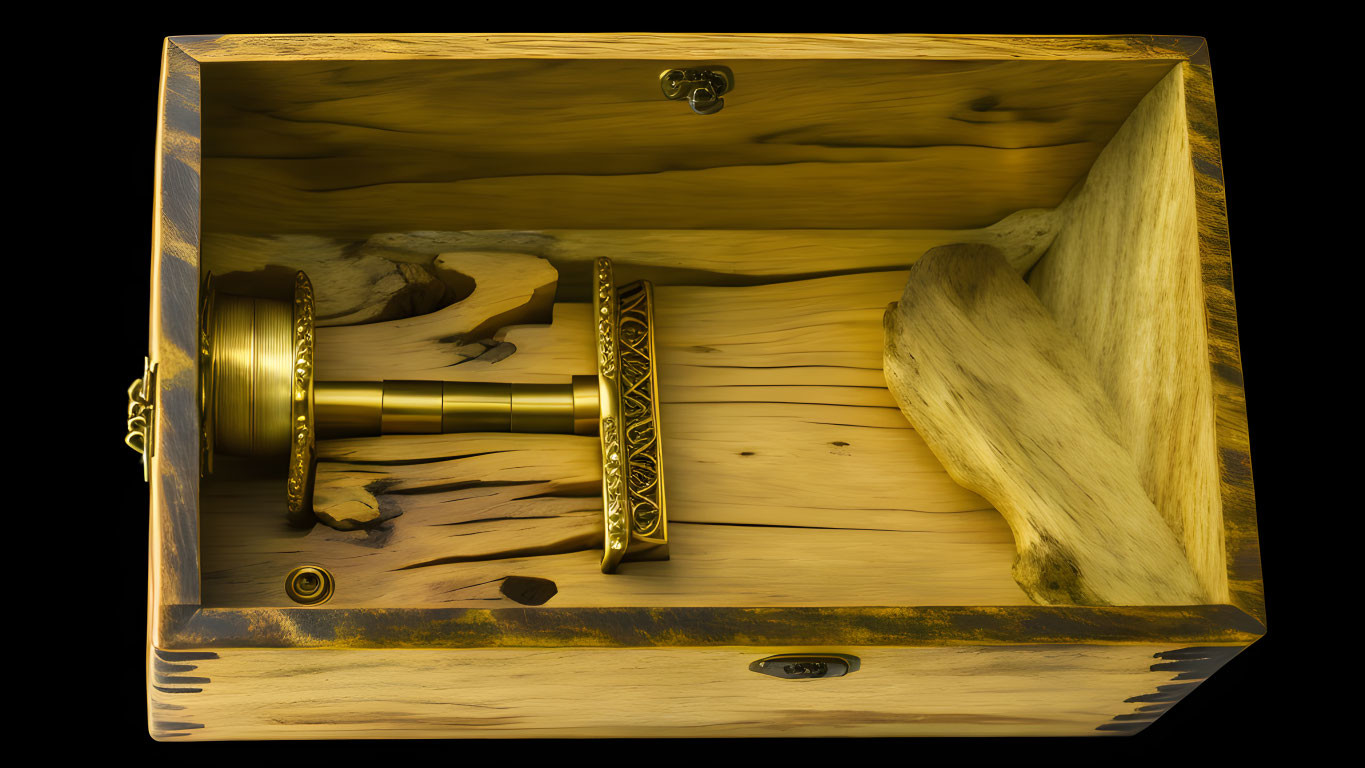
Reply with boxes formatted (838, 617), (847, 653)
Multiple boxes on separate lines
(659, 67), (733, 115)
(126, 356), (157, 481)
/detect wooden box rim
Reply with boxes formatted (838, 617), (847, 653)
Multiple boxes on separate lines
(147, 33), (1259, 650)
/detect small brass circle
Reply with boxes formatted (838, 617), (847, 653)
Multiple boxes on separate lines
(285, 566), (334, 605)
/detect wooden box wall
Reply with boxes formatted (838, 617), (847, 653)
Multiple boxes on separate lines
(145, 33), (1259, 739)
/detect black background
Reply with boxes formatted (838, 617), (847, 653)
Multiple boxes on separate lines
(40, 17), (1312, 763)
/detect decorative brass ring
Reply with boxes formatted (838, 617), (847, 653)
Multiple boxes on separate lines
(285, 272), (318, 528)
(284, 565), (334, 605)
(199, 273), (216, 477)
(595, 257), (629, 573)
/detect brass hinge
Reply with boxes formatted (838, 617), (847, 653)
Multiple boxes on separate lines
(126, 356), (157, 481)
(659, 67), (734, 115)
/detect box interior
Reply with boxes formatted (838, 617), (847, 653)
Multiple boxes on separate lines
(195, 57), (1224, 609)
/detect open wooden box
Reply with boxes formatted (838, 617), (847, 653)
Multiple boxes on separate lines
(143, 33), (1260, 739)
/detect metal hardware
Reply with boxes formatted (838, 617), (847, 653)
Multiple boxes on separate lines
(660, 67), (733, 115)
(126, 357), (157, 481)
(749, 654), (860, 680)
(284, 565), (334, 605)
(199, 259), (667, 573)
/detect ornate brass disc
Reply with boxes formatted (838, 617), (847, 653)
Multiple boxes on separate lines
(285, 272), (317, 528)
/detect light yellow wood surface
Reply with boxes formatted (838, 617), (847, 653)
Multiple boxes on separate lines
(205, 209), (1060, 302)
(147, 643), (1231, 739)
(199, 58), (1174, 233)
(1029, 66), (1227, 602)
(883, 245), (1204, 606)
(173, 33), (1206, 62)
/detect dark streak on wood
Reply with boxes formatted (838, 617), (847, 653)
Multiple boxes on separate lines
(1094, 645), (1241, 732)
(152, 39), (203, 627)
(1183, 60), (1263, 623)
(160, 605), (1263, 650)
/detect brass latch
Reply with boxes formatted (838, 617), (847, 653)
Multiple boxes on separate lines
(659, 67), (733, 115)
(126, 356), (157, 481)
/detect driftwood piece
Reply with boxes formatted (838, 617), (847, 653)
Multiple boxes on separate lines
(1029, 67), (1227, 602)
(882, 244), (1204, 606)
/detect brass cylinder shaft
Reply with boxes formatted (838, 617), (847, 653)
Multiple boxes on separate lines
(313, 376), (600, 439)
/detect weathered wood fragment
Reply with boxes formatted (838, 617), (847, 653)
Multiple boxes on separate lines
(883, 243), (1204, 605)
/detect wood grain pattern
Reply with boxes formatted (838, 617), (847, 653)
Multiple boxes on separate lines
(205, 208), (1059, 303)
(197, 57), (1174, 233)
(146, 643), (1237, 739)
(1180, 61), (1261, 620)
(149, 39), (202, 633)
(884, 244), (1204, 605)
(171, 33), (1208, 62)
(1029, 66), (1229, 604)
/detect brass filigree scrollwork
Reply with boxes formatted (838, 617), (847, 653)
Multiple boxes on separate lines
(595, 258), (630, 572)
(618, 282), (663, 539)
(285, 271), (317, 528)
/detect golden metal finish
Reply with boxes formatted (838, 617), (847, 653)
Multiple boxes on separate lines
(509, 384), (573, 433)
(313, 380), (599, 438)
(125, 357), (157, 481)
(442, 382), (512, 433)
(571, 375), (599, 437)
(199, 274), (216, 476)
(199, 261), (668, 570)
(660, 66), (733, 115)
(211, 291), (294, 457)
(284, 565), (334, 605)
(381, 380), (444, 434)
(618, 280), (667, 555)
(314, 381), (384, 439)
(595, 257), (629, 573)
(285, 272), (317, 529)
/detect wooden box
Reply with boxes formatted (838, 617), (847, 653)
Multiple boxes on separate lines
(141, 33), (1260, 739)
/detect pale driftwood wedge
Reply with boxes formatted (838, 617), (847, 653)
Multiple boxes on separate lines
(883, 243), (1204, 606)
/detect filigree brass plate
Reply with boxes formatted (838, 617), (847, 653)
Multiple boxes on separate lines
(594, 258), (668, 572)
(285, 271), (317, 528)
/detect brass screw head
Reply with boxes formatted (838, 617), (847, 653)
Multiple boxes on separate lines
(285, 565), (334, 605)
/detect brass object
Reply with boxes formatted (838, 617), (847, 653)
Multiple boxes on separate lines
(659, 67), (733, 115)
(125, 357), (157, 481)
(200, 259), (667, 572)
(284, 565), (334, 605)
(287, 273), (317, 528)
